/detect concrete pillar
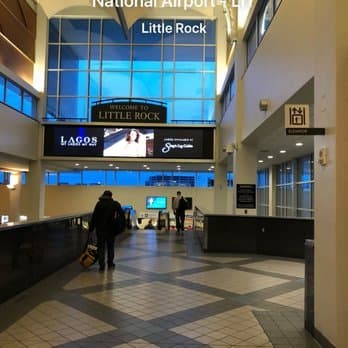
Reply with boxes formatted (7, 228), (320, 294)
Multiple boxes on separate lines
(214, 163), (228, 213)
(232, 144), (257, 215)
(314, 0), (348, 346)
(26, 161), (45, 220)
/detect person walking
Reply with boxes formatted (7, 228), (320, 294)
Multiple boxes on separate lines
(89, 190), (124, 271)
(172, 191), (187, 235)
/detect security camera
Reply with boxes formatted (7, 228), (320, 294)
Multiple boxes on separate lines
(222, 143), (235, 154)
(259, 99), (270, 111)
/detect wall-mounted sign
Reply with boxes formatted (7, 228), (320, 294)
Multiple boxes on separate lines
(284, 104), (310, 128)
(91, 100), (167, 124)
(286, 128), (325, 135)
(236, 184), (256, 209)
(43, 125), (214, 160)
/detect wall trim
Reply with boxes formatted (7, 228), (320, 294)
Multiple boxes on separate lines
(313, 328), (335, 348)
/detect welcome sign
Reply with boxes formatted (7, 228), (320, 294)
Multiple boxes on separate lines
(91, 100), (167, 124)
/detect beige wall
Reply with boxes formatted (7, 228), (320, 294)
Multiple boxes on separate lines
(0, 104), (40, 160)
(15, 185), (232, 218)
(242, 0), (315, 140)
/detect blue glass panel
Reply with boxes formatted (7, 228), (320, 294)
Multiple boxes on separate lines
(90, 45), (101, 70)
(196, 172), (212, 187)
(162, 99), (173, 122)
(49, 18), (60, 43)
(133, 19), (162, 44)
(132, 72), (161, 98)
(205, 46), (216, 70)
(47, 71), (58, 95)
(82, 170), (105, 185)
(106, 171), (116, 185)
(175, 73), (203, 98)
(5, 81), (21, 111)
(204, 72), (215, 98)
(23, 92), (35, 117)
(90, 19), (101, 43)
(58, 97), (87, 120)
(102, 45), (131, 70)
(48, 45), (59, 69)
(89, 72), (100, 97)
(163, 46), (174, 70)
(132, 45), (161, 70)
(0, 75), (4, 102)
(163, 20), (174, 44)
(140, 171), (163, 186)
(61, 45), (88, 69)
(59, 172), (81, 185)
(46, 97), (57, 118)
(175, 46), (203, 70)
(205, 20), (216, 44)
(117, 171), (138, 185)
(175, 20), (204, 44)
(61, 19), (88, 43)
(45, 172), (58, 185)
(173, 100), (202, 122)
(101, 72), (130, 98)
(204, 100), (215, 121)
(0, 171), (4, 183)
(21, 172), (26, 185)
(162, 73), (173, 98)
(60, 71), (88, 96)
(102, 20), (130, 44)
(88, 97), (98, 120)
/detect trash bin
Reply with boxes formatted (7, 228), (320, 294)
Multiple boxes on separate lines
(304, 239), (314, 334)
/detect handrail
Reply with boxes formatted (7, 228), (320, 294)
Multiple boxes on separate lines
(0, 212), (92, 232)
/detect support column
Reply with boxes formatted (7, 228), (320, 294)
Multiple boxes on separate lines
(26, 160), (45, 220)
(232, 144), (257, 215)
(214, 163), (228, 213)
(314, 1), (348, 346)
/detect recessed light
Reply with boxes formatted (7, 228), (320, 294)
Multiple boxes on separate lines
(84, 166), (88, 169)
(286, 167), (291, 170)
(267, 155), (274, 159)
(108, 164), (113, 167)
(176, 165), (181, 168)
(143, 164), (147, 167)
(208, 168), (212, 171)
(74, 163), (80, 166)
(115, 166), (119, 170)
(146, 167), (150, 170)
(280, 150), (286, 154)
(296, 142), (303, 147)
(258, 160), (264, 163)
(210, 165), (215, 169)
(177, 167), (181, 170)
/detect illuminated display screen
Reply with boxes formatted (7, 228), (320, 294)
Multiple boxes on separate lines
(146, 196), (167, 209)
(44, 125), (214, 159)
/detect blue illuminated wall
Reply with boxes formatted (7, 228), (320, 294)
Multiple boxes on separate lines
(46, 18), (216, 123)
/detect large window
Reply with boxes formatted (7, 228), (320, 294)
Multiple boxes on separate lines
(0, 73), (37, 118)
(44, 170), (215, 187)
(275, 154), (314, 218)
(46, 18), (216, 123)
(246, 0), (283, 65)
(257, 168), (269, 216)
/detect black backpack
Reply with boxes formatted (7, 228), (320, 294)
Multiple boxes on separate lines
(113, 205), (126, 235)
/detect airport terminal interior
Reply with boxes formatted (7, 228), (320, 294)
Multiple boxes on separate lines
(0, 0), (348, 347)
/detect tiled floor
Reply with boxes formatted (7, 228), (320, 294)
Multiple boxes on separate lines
(0, 229), (320, 348)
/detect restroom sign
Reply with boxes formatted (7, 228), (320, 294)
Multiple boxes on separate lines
(284, 104), (310, 128)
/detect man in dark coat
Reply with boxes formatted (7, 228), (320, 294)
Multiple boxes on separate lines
(89, 190), (124, 271)
(172, 191), (187, 235)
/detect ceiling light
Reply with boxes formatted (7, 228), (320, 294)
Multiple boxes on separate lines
(84, 166), (88, 169)
(74, 163), (80, 166)
(296, 142), (304, 147)
(177, 167), (181, 170)
(143, 164), (147, 167)
(258, 160), (264, 163)
(146, 167), (150, 170)
(267, 155), (274, 159)
(176, 165), (181, 168)
(279, 150), (286, 154)
(210, 165), (215, 169)
(115, 166), (119, 169)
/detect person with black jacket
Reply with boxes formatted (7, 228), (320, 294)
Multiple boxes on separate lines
(172, 191), (187, 235)
(89, 190), (124, 271)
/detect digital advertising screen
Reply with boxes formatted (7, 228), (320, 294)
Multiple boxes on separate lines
(44, 125), (214, 159)
(146, 196), (167, 209)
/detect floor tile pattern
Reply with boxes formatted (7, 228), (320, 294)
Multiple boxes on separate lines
(0, 229), (320, 348)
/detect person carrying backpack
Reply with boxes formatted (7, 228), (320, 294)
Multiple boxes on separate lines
(89, 190), (125, 271)
(172, 191), (187, 235)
